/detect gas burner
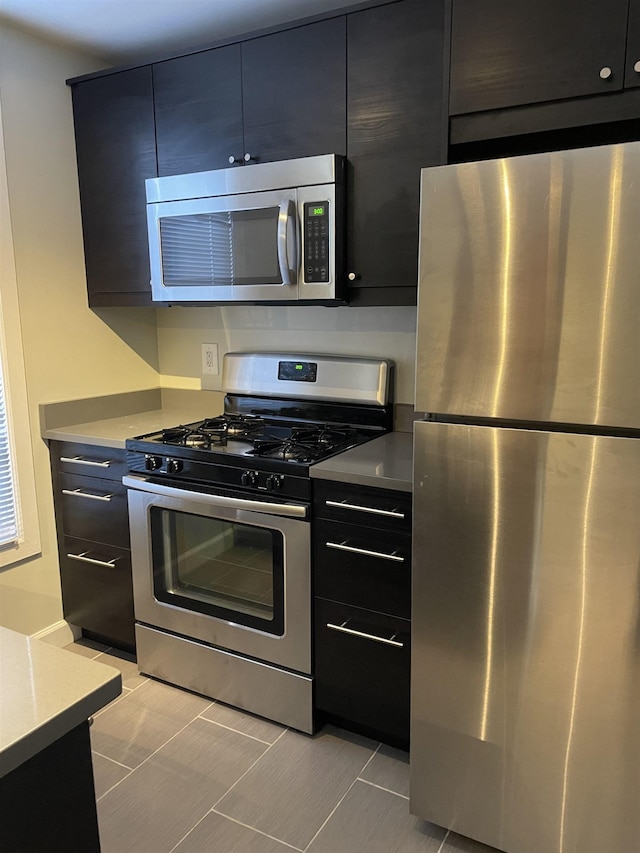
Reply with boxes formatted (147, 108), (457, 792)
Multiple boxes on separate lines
(250, 425), (360, 463)
(161, 415), (266, 449)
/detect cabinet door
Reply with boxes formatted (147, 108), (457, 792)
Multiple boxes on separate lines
(154, 45), (244, 176)
(315, 598), (410, 747)
(241, 17), (346, 164)
(71, 68), (156, 306)
(626, 0), (640, 88)
(346, 0), (448, 305)
(450, 0), (629, 115)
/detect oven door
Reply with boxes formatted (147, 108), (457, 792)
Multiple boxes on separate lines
(148, 188), (301, 303)
(125, 475), (310, 674)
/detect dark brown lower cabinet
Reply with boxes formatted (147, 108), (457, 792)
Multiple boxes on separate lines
(313, 480), (412, 748)
(315, 598), (410, 748)
(49, 441), (135, 651)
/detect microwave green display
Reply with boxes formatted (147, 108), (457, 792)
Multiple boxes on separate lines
(311, 206), (325, 216)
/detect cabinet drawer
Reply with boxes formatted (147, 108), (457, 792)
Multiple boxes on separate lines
(58, 473), (130, 549)
(313, 481), (411, 532)
(53, 441), (127, 482)
(315, 598), (410, 747)
(60, 537), (135, 649)
(314, 519), (410, 618)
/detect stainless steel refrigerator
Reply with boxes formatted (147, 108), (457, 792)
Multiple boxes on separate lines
(410, 141), (640, 853)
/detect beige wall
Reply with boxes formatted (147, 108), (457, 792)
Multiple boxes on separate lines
(157, 305), (417, 403)
(0, 21), (159, 635)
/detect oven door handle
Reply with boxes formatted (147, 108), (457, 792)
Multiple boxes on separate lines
(122, 474), (308, 518)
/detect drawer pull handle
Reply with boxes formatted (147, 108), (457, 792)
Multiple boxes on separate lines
(325, 499), (405, 519)
(326, 541), (405, 562)
(60, 455), (111, 468)
(62, 488), (112, 502)
(327, 621), (404, 648)
(67, 552), (118, 568)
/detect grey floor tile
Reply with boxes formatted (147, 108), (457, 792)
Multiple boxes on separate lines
(440, 830), (502, 852)
(306, 780), (446, 853)
(63, 637), (109, 658)
(91, 751), (131, 798)
(215, 725), (377, 849)
(359, 743), (410, 798)
(173, 811), (296, 853)
(97, 717), (268, 853)
(200, 701), (286, 744)
(95, 647), (148, 690)
(91, 678), (211, 769)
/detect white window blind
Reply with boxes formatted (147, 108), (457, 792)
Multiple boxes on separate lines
(160, 212), (233, 286)
(0, 351), (18, 548)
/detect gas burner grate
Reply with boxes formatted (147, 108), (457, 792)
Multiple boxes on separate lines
(161, 414), (266, 449)
(250, 424), (360, 462)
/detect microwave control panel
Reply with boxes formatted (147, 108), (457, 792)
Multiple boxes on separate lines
(303, 202), (330, 283)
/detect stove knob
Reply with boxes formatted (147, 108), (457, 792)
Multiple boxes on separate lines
(241, 470), (258, 487)
(266, 474), (283, 491)
(166, 458), (183, 474)
(144, 454), (163, 471)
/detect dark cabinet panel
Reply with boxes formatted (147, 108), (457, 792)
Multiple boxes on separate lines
(49, 441), (134, 651)
(450, 0), (629, 115)
(346, 0), (448, 303)
(315, 598), (410, 747)
(242, 18), (347, 163)
(154, 46), (244, 176)
(60, 538), (135, 649)
(58, 472), (130, 549)
(71, 68), (156, 306)
(626, 0), (640, 89)
(313, 479), (412, 533)
(314, 519), (411, 619)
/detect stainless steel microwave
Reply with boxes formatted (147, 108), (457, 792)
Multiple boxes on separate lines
(146, 154), (345, 305)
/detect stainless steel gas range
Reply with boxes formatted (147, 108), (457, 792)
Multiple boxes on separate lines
(123, 352), (394, 732)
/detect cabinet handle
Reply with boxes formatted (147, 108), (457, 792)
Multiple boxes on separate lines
(67, 551), (118, 568)
(59, 455), (111, 468)
(62, 488), (112, 502)
(635, 60), (640, 73)
(599, 66), (612, 79)
(327, 621), (404, 648)
(347, 272), (360, 281)
(244, 153), (256, 163)
(326, 540), (405, 562)
(325, 499), (405, 519)
(228, 155), (243, 164)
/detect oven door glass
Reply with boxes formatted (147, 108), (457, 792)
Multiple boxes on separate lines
(150, 506), (285, 635)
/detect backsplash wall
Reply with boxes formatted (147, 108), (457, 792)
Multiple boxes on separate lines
(156, 305), (418, 404)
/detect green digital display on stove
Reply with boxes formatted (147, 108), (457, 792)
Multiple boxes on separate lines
(311, 206), (325, 216)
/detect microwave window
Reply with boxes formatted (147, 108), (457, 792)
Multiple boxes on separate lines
(159, 208), (281, 287)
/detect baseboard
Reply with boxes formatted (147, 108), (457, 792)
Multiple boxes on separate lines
(31, 620), (81, 648)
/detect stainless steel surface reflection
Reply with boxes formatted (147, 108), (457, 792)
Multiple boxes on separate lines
(415, 142), (640, 427)
(411, 421), (640, 853)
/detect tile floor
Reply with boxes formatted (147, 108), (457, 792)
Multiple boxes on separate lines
(65, 638), (499, 853)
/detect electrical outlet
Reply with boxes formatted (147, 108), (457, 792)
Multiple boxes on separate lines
(201, 343), (219, 375)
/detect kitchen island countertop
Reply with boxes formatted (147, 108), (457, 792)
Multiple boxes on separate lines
(0, 627), (121, 777)
(310, 430), (412, 492)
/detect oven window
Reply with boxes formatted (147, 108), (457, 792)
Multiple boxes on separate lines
(159, 208), (281, 287)
(150, 507), (284, 635)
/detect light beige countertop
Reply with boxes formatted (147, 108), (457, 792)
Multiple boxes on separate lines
(40, 387), (224, 450)
(310, 431), (413, 492)
(0, 628), (121, 777)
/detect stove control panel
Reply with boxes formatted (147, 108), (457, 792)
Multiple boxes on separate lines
(240, 470), (258, 487)
(266, 474), (283, 491)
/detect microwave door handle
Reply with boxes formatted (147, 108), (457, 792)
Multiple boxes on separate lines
(277, 199), (296, 285)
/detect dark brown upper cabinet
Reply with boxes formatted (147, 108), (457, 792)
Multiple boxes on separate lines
(71, 68), (157, 307)
(346, 0), (448, 305)
(626, 0), (640, 88)
(154, 45), (244, 176)
(449, 0), (633, 115)
(153, 17), (346, 177)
